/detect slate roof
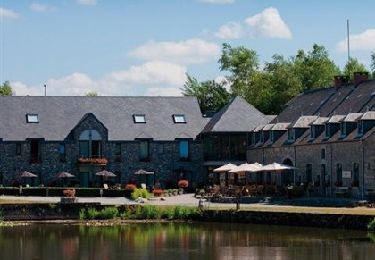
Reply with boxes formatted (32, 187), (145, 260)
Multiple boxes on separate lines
(0, 96), (207, 141)
(362, 111), (375, 120)
(271, 123), (290, 131)
(311, 117), (329, 125)
(328, 115), (346, 123)
(271, 80), (375, 123)
(290, 116), (318, 128)
(201, 96), (269, 133)
(343, 113), (363, 122)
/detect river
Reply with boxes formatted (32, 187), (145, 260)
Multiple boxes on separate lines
(1, 222), (374, 259)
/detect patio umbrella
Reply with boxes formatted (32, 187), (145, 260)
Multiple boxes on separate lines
(213, 163), (237, 172)
(229, 163), (263, 173)
(56, 171), (75, 178)
(134, 169), (155, 188)
(19, 171), (38, 178)
(95, 170), (117, 177)
(55, 171), (75, 186)
(134, 169), (154, 175)
(260, 163), (296, 172)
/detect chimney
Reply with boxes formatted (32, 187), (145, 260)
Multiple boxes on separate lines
(333, 75), (349, 88)
(353, 71), (369, 86)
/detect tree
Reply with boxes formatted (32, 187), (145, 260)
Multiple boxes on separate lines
(0, 81), (13, 96)
(85, 91), (98, 96)
(294, 44), (340, 91)
(219, 43), (259, 100)
(181, 74), (231, 114)
(263, 55), (303, 114)
(343, 57), (368, 79)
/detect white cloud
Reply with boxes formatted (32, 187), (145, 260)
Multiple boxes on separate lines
(77, 0), (97, 6)
(145, 87), (182, 96)
(30, 3), (55, 12)
(0, 6), (19, 19)
(129, 39), (220, 65)
(199, 0), (235, 4)
(215, 22), (243, 39)
(337, 29), (375, 52)
(244, 7), (292, 39)
(11, 62), (187, 96)
(106, 61), (187, 87)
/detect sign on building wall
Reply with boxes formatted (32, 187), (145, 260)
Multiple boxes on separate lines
(342, 171), (352, 178)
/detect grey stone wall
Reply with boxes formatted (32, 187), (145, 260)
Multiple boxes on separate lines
(0, 113), (204, 189)
(247, 135), (375, 199)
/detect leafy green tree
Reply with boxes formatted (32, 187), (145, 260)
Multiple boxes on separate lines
(263, 55), (303, 114)
(343, 57), (368, 79)
(85, 91), (98, 96)
(181, 74), (231, 114)
(0, 81), (13, 96)
(219, 43), (259, 100)
(294, 44), (340, 90)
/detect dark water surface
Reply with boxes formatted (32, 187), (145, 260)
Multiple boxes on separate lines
(1, 222), (375, 260)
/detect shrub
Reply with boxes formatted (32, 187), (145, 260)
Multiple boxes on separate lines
(140, 205), (160, 219)
(98, 207), (119, 219)
(161, 207), (175, 220)
(63, 189), (76, 197)
(79, 209), (86, 220)
(178, 179), (189, 188)
(131, 188), (150, 200)
(368, 218), (375, 231)
(87, 208), (99, 220)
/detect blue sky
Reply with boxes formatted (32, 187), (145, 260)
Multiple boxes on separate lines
(1, 0), (375, 96)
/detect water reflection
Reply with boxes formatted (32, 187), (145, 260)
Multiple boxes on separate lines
(0, 223), (374, 259)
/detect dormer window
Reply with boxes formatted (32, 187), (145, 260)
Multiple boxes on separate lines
(287, 129), (295, 142)
(358, 121), (364, 136)
(173, 114), (186, 123)
(26, 114), (39, 123)
(325, 124), (330, 138)
(133, 114), (146, 123)
(340, 122), (346, 137)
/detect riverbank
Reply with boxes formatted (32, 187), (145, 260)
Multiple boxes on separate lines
(0, 202), (375, 230)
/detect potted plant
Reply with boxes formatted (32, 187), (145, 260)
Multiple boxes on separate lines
(61, 189), (77, 204)
(153, 189), (164, 197)
(178, 179), (189, 189)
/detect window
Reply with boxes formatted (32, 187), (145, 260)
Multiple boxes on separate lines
(173, 114), (186, 123)
(260, 132), (264, 143)
(115, 143), (121, 156)
(79, 130), (102, 158)
(59, 143), (66, 162)
(30, 140), (41, 164)
(336, 163), (342, 186)
(139, 140), (150, 161)
(270, 131), (274, 142)
(310, 126), (315, 139)
(340, 122), (346, 137)
(353, 163), (359, 187)
(179, 140), (189, 160)
(26, 114), (39, 123)
(325, 124), (330, 138)
(306, 164), (313, 183)
(16, 143), (21, 155)
(133, 114), (146, 123)
(114, 143), (121, 162)
(321, 148), (326, 160)
(287, 129), (295, 142)
(0, 172), (3, 185)
(358, 121), (364, 136)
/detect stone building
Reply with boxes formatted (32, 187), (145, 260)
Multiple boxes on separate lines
(0, 95), (268, 189)
(0, 96), (208, 188)
(247, 74), (375, 198)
